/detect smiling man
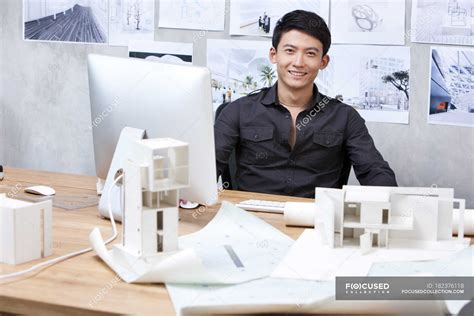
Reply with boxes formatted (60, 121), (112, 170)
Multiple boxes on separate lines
(214, 10), (397, 197)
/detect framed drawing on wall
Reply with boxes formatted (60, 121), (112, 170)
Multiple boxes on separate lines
(23, 0), (109, 44)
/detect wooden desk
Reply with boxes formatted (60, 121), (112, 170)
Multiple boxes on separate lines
(0, 168), (310, 316)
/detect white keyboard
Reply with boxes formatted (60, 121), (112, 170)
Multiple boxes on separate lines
(236, 199), (286, 214)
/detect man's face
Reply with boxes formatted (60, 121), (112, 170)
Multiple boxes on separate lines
(269, 29), (329, 92)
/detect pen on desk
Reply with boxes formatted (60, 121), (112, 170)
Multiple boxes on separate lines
(0, 165), (3, 181)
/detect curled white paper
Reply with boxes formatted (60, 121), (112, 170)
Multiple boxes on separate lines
(90, 201), (294, 284)
(283, 202), (316, 227)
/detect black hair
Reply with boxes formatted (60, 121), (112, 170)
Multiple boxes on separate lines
(272, 10), (331, 56)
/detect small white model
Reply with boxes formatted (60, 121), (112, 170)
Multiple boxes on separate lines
(0, 193), (52, 265)
(115, 138), (189, 258)
(315, 186), (468, 253)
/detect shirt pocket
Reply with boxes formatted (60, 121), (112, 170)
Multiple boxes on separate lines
(299, 131), (344, 169)
(312, 132), (343, 148)
(240, 126), (276, 165)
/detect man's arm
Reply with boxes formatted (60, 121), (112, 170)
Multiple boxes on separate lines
(344, 108), (397, 186)
(214, 102), (240, 179)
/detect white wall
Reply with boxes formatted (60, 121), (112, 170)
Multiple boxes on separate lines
(1, 0), (473, 207)
(3, 0), (126, 175)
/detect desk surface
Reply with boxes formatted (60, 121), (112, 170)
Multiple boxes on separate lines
(0, 167), (310, 316)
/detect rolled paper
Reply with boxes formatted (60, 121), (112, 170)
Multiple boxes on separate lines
(283, 202), (316, 227)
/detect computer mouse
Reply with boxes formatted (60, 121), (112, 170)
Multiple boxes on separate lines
(24, 185), (56, 196)
(179, 199), (200, 209)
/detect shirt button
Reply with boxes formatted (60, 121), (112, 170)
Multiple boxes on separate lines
(285, 114), (290, 119)
(286, 178), (292, 183)
(289, 159), (295, 164)
(254, 134), (259, 139)
(325, 140), (331, 145)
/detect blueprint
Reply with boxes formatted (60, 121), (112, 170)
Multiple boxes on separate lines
(271, 229), (469, 282)
(271, 229), (373, 281)
(90, 200), (472, 315)
(166, 205), (473, 315)
(90, 201), (293, 284)
(168, 246), (473, 315)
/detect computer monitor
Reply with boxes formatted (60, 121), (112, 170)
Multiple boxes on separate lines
(87, 54), (218, 210)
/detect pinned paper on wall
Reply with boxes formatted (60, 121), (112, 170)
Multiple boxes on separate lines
(129, 40), (193, 65)
(23, 0), (109, 44)
(207, 39), (275, 109)
(229, 0), (330, 37)
(109, 0), (155, 46)
(330, 0), (406, 45)
(158, 0), (225, 31)
(411, 0), (473, 46)
(325, 45), (411, 124)
(428, 46), (474, 127)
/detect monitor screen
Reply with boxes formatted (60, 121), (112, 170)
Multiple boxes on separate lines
(88, 54), (218, 207)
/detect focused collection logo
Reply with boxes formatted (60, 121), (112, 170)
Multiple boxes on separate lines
(336, 277), (471, 300)
(345, 282), (390, 294)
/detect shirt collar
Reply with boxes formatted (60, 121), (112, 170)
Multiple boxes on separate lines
(260, 81), (326, 112)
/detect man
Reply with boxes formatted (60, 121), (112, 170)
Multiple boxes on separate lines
(215, 10), (397, 198)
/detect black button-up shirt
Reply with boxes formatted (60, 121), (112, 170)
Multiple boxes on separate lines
(215, 83), (397, 198)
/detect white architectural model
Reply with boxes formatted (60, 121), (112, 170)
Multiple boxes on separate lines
(115, 138), (189, 258)
(0, 193), (52, 265)
(315, 186), (467, 253)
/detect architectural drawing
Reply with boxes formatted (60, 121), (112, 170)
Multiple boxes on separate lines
(331, 0), (405, 44)
(411, 0), (473, 46)
(351, 4), (382, 32)
(428, 46), (474, 127)
(229, 0), (330, 37)
(109, 0), (154, 46)
(207, 39), (276, 108)
(326, 45), (410, 124)
(23, 0), (108, 43)
(158, 0), (225, 31)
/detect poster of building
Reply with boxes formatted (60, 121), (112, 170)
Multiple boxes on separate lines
(428, 47), (474, 127)
(23, 0), (108, 44)
(207, 39), (276, 109)
(411, 0), (473, 46)
(128, 40), (193, 64)
(229, 0), (330, 37)
(325, 45), (411, 124)
(109, 0), (154, 46)
(330, 0), (406, 45)
(158, 0), (225, 31)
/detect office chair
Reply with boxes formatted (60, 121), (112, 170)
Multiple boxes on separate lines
(215, 102), (238, 190)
